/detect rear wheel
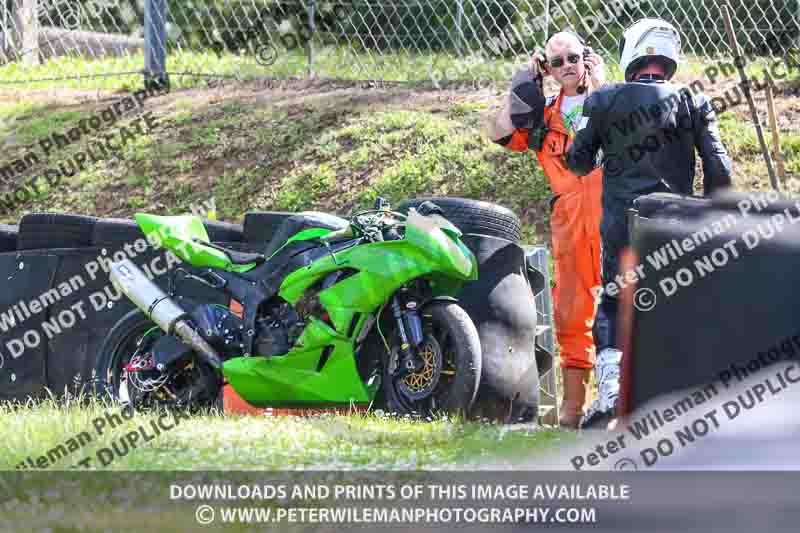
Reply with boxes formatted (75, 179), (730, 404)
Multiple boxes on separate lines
(382, 302), (481, 418)
(95, 309), (222, 411)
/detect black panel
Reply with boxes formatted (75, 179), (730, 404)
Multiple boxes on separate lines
(0, 251), (59, 401)
(628, 197), (800, 410)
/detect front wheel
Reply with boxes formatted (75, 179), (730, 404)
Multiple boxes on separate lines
(382, 302), (482, 418)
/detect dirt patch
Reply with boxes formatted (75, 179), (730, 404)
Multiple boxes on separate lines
(1, 73), (798, 231)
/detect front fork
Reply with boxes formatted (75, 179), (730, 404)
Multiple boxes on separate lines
(390, 289), (425, 377)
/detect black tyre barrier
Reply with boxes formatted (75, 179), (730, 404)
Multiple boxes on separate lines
(92, 218), (245, 247)
(632, 192), (712, 219)
(628, 193), (714, 244)
(17, 213), (98, 251)
(457, 234), (541, 423)
(0, 248), (245, 401)
(397, 198), (539, 421)
(625, 192), (800, 413)
(0, 251), (59, 401)
(0, 224), (18, 253)
(397, 197), (522, 243)
(91, 218), (145, 247)
(243, 211), (294, 245)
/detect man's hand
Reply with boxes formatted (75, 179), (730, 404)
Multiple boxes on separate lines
(528, 47), (548, 80)
(584, 51), (606, 87)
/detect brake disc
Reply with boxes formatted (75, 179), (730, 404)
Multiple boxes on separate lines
(397, 335), (443, 401)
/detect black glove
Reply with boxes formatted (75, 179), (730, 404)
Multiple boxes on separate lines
(509, 55), (546, 130)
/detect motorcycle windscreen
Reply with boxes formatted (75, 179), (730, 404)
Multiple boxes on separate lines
(404, 210), (475, 279)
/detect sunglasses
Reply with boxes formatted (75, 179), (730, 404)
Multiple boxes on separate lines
(547, 53), (581, 68)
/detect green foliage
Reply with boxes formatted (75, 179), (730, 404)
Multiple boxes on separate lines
(782, 134), (800, 174)
(340, 0), (518, 51)
(32, 0), (144, 36)
(275, 163), (337, 211)
(165, 0), (519, 54)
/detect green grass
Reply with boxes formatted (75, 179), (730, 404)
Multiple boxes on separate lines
(0, 396), (571, 471)
(0, 103), (87, 147)
(5, 43), (792, 93)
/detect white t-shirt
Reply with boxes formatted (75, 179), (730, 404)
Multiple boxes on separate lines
(560, 94), (589, 136)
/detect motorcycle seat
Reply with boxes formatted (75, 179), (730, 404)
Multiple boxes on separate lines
(224, 248), (267, 266)
(191, 237), (267, 266)
(264, 211), (349, 258)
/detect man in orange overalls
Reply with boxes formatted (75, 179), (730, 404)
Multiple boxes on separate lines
(488, 30), (607, 428)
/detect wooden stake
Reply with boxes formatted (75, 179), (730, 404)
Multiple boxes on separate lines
(720, 2), (781, 191)
(764, 74), (787, 183)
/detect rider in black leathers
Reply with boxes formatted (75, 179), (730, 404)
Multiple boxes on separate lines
(565, 18), (732, 428)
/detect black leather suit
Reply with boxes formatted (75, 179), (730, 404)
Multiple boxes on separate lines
(566, 74), (732, 350)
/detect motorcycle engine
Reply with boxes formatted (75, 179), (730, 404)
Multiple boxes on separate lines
(255, 301), (303, 357)
(190, 304), (247, 358)
(252, 271), (359, 357)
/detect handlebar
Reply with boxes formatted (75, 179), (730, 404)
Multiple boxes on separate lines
(319, 209), (410, 244)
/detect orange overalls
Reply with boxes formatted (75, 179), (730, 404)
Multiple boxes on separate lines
(501, 89), (603, 370)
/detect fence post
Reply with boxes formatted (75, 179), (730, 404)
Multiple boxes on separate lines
(544, 0), (550, 41)
(307, 0), (316, 78)
(797, 0), (800, 52)
(456, 0), (464, 56)
(1, 1), (8, 62)
(144, 0), (169, 89)
(10, 0), (40, 65)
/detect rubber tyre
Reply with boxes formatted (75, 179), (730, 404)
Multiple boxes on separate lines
(397, 197), (521, 243)
(383, 301), (482, 417)
(91, 218), (145, 247)
(0, 224), (18, 252)
(94, 309), (222, 411)
(17, 213), (97, 250)
(93, 218), (244, 247)
(243, 211), (294, 244)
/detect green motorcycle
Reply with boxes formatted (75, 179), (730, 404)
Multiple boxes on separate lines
(96, 199), (482, 416)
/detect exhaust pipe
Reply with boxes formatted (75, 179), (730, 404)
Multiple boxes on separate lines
(109, 259), (223, 370)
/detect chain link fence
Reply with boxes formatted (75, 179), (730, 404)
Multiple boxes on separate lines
(1, 0), (799, 87)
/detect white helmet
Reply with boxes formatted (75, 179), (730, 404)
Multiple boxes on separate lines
(619, 18), (681, 82)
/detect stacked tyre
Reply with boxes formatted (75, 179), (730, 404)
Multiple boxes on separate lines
(15, 214), (248, 250)
(397, 197), (541, 424)
(91, 217), (246, 248)
(397, 197), (521, 243)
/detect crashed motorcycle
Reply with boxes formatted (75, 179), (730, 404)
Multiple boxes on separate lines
(96, 199), (483, 416)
